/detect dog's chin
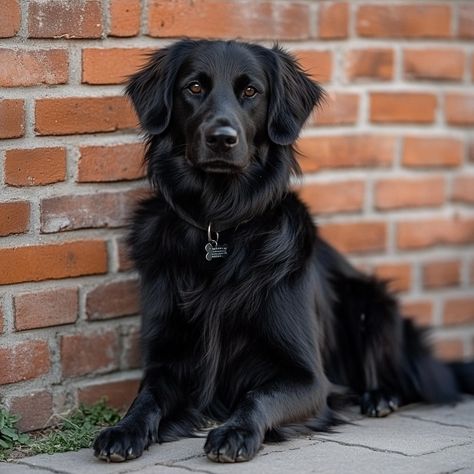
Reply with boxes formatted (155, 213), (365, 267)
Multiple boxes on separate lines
(194, 160), (247, 175)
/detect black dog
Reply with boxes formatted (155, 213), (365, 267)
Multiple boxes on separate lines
(94, 40), (474, 463)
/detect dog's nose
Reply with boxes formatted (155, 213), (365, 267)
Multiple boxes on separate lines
(205, 126), (239, 152)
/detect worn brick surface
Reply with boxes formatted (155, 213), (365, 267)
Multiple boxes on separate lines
(109, 0), (141, 37)
(0, 201), (30, 237)
(0, 0), (20, 37)
(78, 378), (140, 410)
(345, 48), (394, 81)
(318, 2), (348, 39)
(314, 93), (359, 126)
(9, 391), (53, 432)
(403, 49), (465, 81)
(0, 99), (24, 139)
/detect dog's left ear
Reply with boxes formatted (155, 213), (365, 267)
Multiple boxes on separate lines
(126, 41), (196, 135)
(266, 46), (324, 146)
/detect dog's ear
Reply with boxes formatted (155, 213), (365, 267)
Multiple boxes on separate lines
(266, 46), (324, 146)
(126, 41), (195, 135)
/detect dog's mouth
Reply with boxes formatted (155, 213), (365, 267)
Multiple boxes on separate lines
(197, 160), (245, 174)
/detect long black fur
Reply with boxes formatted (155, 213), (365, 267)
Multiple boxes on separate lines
(94, 40), (474, 463)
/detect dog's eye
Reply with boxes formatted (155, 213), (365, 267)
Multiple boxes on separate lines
(187, 81), (203, 94)
(243, 86), (257, 98)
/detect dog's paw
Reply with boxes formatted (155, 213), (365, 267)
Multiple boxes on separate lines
(93, 425), (151, 462)
(204, 425), (262, 463)
(361, 390), (399, 418)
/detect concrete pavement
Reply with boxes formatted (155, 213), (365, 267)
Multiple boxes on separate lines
(2, 398), (474, 474)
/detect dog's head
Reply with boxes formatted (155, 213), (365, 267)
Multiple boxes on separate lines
(127, 40), (323, 175)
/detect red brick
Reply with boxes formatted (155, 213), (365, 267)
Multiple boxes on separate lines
(443, 298), (474, 326)
(78, 378), (140, 411)
(375, 177), (445, 210)
(294, 50), (332, 83)
(14, 288), (78, 331)
(78, 143), (145, 183)
(459, 4), (474, 39)
(374, 263), (411, 293)
(0, 99), (24, 139)
(314, 93), (359, 126)
(0, 201), (30, 237)
(122, 327), (141, 369)
(423, 260), (461, 289)
(296, 135), (395, 172)
(434, 338), (464, 361)
(318, 2), (348, 39)
(117, 237), (134, 272)
(445, 93), (474, 126)
(404, 49), (465, 82)
(109, 0), (141, 37)
(28, 0), (103, 39)
(397, 218), (474, 250)
(82, 48), (153, 85)
(0, 302), (4, 334)
(61, 330), (119, 378)
(0, 0), (20, 38)
(0, 240), (107, 285)
(5, 147), (67, 186)
(40, 190), (140, 233)
(0, 49), (68, 87)
(403, 137), (463, 168)
(35, 97), (137, 136)
(148, 0), (310, 40)
(401, 300), (433, 327)
(297, 180), (365, 215)
(0, 340), (50, 385)
(370, 93), (436, 124)
(86, 279), (139, 320)
(345, 48), (394, 81)
(9, 391), (53, 432)
(452, 176), (474, 204)
(357, 4), (451, 38)
(319, 221), (386, 254)
(470, 141), (474, 163)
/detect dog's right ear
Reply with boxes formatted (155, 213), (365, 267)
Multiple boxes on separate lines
(126, 41), (195, 135)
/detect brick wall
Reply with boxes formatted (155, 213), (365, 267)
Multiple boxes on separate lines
(0, 0), (473, 432)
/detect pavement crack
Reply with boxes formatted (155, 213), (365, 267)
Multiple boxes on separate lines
(14, 460), (70, 474)
(416, 441), (474, 457)
(398, 414), (473, 430)
(315, 437), (412, 457)
(155, 462), (214, 474)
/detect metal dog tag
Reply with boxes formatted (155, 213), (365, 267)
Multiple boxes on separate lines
(205, 241), (228, 261)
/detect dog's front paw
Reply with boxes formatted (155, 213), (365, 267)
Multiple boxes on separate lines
(93, 424), (151, 462)
(361, 390), (399, 417)
(204, 424), (262, 463)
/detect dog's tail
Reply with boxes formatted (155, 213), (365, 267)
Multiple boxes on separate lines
(400, 319), (474, 404)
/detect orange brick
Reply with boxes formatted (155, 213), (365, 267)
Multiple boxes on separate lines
(86, 279), (139, 320)
(0, 99), (24, 139)
(452, 176), (474, 204)
(404, 49), (465, 81)
(0, 240), (107, 285)
(5, 147), (67, 186)
(403, 137), (462, 168)
(357, 4), (451, 38)
(61, 331), (119, 378)
(296, 135), (395, 172)
(375, 177), (445, 210)
(0, 0), (20, 38)
(78, 378), (140, 411)
(319, 221), (386, 254)
(294, 50), (332, 83)
(314, 92), (359, 126)
(0, 340), (50, 385)
(445, 93), (474, 126)
(14, 288), (78, 331)
(423, 260), (461, 289)
(443, 298), (474, 326)
(401, 300), (433, 326)
(297, 180), (365, 215)
(35, 97), (137, 136)
(0, 49), (68, 87)
(374, 263), (411, 292)
(109, 0), (141, 37)
(397, 218), (474, 250)
(82, 48), (153, 85)
(78, 143), (145, 182)
(370, 93), (436, 124)
(0, 201), (30, 237)
(9, 391), (53, 432)
(40, 191), (140, 233)
(434, 338), (464, 361)
(318, 2), (348, 39)
(28, 0), (103, 38)
(148, 0), (310, 40)
(459, 4), (474, 39)
(345, 48), (394, 81)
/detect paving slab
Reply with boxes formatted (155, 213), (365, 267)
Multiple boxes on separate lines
(1, 399), (473, 474)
